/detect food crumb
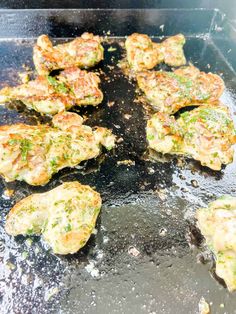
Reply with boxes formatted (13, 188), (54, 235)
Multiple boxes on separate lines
(198, 297), (211, 314)
(159, 228), (167, 237)
(177, 158), (185, 167)
(25, 238), (33, 247)
(2, 189), (14, 199)
(147, 167), (155, 174)
(219, 303), (224, 308)
(6, 260), (16, 270)
(159, 24), (165, 31)
(107, 101), (115, 107)
(128, 246), (140, 257)
(18, 72), (30, 83)
(44, 287), (59, 302)
(191, 180), (199, 188)
(155, 188), (167, 201)
(85, 261), (100, 278)
(108, 47), (117, 52)
(117, 159), (135, 166)
(124, 114), (132, 120)
(116, 137), (124, 144)
(107, 65), (115, 70)
(21, 251), (29, 260)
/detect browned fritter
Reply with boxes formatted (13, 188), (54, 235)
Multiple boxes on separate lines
(137, 65), (224, 114)
(147, 104), (236, 170)
(33, 33), (104, 75)
(0, 67), (103, 115)
(0, 111), (115, 185)
(125, 33), (186, 71)
(6, 181), (102, 255)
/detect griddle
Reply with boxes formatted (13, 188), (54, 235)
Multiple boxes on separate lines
(0, 8), (236, 314)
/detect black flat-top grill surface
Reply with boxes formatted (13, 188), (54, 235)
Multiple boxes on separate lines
(0, 9), (236, 314)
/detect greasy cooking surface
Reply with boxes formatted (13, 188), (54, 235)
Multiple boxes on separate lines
(0, 8), (236, 314)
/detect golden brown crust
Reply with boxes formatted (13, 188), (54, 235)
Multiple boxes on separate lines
(137, 65), (225, 114)
(125, 33), (186, 71)
(161, 34), (186, 66)
(33, 33), (104, 75)
(0, 112), (115, 185)
(0, 67), (103, 115)
(147, 104), (236, 170)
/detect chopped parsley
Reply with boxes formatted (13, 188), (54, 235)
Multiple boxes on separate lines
(26, 228), (34, 235)
(47, 76), (68, 94)
(51, 221), (58, 228)
(147, 134), (155, 141)
(64, 223), (72, 232)
(50, 157), (58, 170)
(212, 152), (219, 158)
(167, 72), (193, 89)
(8, 139), (18, 145)
(107, 46), (117, 52)
(108, 146), (114, 151)
(8, 138), (32, 161)
(20, 139), (33, 161)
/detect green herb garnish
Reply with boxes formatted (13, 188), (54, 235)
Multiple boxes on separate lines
(50, 157), (58, 169)
(26, 228), (34, 235)
(108, 47), (117, 52)
(47, 76), (68, 94)
(147, 134), (155, 141)
(64, 223), (72, 232)
(9, 138), (32, 161)
(20, 139), (32, 161)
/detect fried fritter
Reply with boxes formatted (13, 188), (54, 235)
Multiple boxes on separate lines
(6, 181), (102, 255)
(0, 111), (115, 185)
(161, 34), (187, 67)
(0, 67), (103, 115)
(147, 104), (236, 170)
(196, 195), (236, 291)
(125, 33), (186, 71)
(33, 33), (104, 75)
(137, 65), (224, 114)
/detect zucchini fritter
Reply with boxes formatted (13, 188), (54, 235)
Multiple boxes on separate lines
(0, 111), (115, 185)
(137, 65), (224, 114)
(0, 67), (103, 115)
(125, 33), (186, 71)
(33, 33), (104, 75)
(197, 195), (236, 291)
(6, 181), (102, 255)
(147, 104), (236, 170)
